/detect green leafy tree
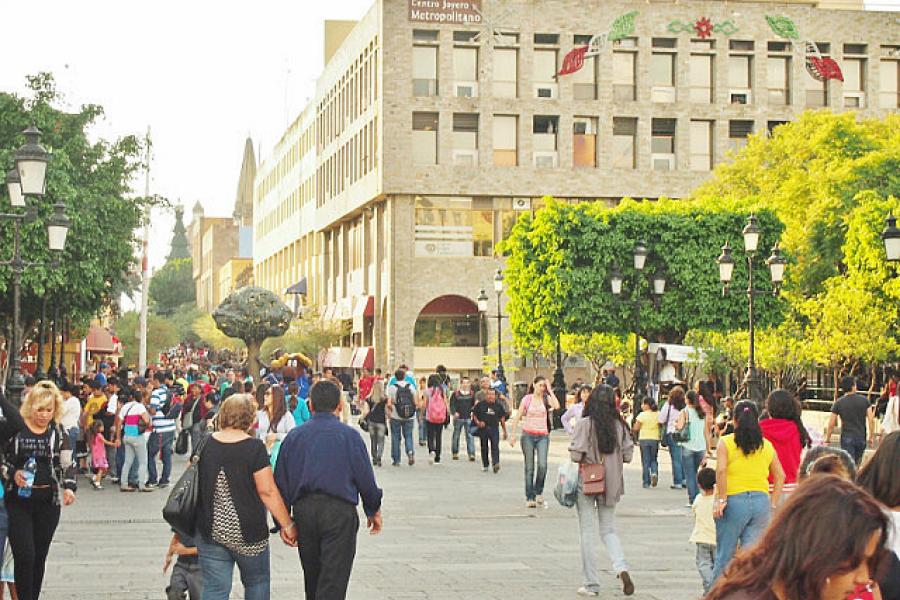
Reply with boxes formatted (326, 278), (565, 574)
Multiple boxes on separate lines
(212, 287), (292, 377)
(0, 73), (155, 365)
(561, 332), (632, 374)
(149, 257), (195, 316)
(171, 303), (203, 346)
(192, 313), (245, 352)
(113, 311), (179, 367)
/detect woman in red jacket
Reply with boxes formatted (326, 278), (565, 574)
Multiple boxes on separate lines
(760, 389), (811, 497)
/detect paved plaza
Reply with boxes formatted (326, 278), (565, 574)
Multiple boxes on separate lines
(43, 429), (704, 600)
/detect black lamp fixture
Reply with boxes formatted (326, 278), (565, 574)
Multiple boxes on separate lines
(882, 213), (900, 262)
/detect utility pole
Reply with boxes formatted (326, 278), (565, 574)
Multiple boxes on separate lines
(138, 127), (151, 374)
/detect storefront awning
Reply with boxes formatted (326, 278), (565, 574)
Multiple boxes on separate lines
(352, 295), (374, 333)
(85, 325), (117, 354)
(646, 343), (700, 364)
(321, 304), (336, 324)
(286, 277), (307, 295)
(321, 346), (354, 368)
(350, 346), (374, 370)
(337, 297), (353, 321)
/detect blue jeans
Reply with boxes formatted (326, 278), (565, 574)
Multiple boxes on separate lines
(417, 409), (427, 443)
(639, 440), (659, 487)
(713, 491), (770, 581)
(841, 435), (867, 465)
(665, 433), (685, 487)
(116, 444), (139, 485)
(66, 427), (80, 457)
(198, 537), (270, 600)
(0, 497), (7, 567)
(148, 430), (175, 485)
(451, 417), (475, 457)
(390, 419), (415, 465)
(682, 449), (706, 503)
(521, 433), (549, 501)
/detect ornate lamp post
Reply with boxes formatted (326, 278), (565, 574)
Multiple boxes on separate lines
(715, 215), (785, 406)
(881, 213), (900, 262)
(492, 269), (505, 383)
(1, 126), (70, 405)
(610, 240), (666, 403)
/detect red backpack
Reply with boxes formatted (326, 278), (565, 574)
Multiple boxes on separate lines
(426, 387), (448, 424)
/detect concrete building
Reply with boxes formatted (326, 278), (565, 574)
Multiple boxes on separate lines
(190, 137), (257, 312)
(253, 0), (899, 377)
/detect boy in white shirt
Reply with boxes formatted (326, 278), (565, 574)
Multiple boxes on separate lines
(690, 467), (717, 594)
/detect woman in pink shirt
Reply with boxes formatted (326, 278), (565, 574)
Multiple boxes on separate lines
(508, 376), (560, 508)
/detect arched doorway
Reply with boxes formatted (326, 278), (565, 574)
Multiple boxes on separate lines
(413, 295), (483, 374)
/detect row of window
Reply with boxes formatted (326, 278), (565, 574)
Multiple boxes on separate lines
(316, 117), (378, 206)
(411, 111), (785, 171)
(412, 33), (900, 109)
(256, 119), (316, 203)
(317, 38), (379, 150)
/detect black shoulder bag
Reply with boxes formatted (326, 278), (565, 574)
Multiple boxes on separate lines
(162, 433), (210, 538)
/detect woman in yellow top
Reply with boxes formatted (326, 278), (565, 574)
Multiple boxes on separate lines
(712, 400), (785, 583)
(631, 398), (660, 488)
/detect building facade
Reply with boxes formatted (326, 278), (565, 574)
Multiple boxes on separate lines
(253, 0), (899, 376)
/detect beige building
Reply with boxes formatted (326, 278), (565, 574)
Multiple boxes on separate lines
(190, 138), (257, 312)
(253, 0), (899, 376)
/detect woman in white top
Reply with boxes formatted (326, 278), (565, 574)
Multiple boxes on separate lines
(257, 386), (295, 460)
(856, 431), (900, 597)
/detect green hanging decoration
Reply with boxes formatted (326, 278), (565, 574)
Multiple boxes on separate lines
(765, 15), (800, 40)
(609, 11), (638, 42)
(667, 17), (738, 38)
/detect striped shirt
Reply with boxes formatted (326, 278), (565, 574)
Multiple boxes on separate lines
(149, 385), (176, 433)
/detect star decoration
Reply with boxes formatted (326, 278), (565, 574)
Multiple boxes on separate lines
(694, 17), (713, 39)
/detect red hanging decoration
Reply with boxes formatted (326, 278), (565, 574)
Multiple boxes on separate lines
(693, 17), (713, 39)
(558, 46), (588, 76)
(807, 56), (844, 82)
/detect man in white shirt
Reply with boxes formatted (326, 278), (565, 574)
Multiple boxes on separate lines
(59, 382), (83, 459)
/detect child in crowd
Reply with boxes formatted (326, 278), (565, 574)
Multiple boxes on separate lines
(90, 421), (116, 490)
(690, 467), (717, 595)
(0, 540), (16, 600)
(164, 531), (201, 600)
(472, 389), (508, 473)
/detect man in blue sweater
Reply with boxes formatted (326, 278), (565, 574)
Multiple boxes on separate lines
(275, 379), (383, 600)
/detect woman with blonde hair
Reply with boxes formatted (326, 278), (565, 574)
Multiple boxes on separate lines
(7, 381), (77, 600)
(362, 379), (388, 466)
(196, 393), (296, 599)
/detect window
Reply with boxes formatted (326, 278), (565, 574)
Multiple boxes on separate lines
(534, 49), (558, 97)
(767, 121), (787, 136)
(573, 117), (598, 167)
(806, 43), (831, 108)
(844, 46), (867, 108)
(533, 115), (559, 167)
(414, 196), (493, 259)
(453, 30), (478, 43)
(413, 45), (438, 96)
(690, 53), (714, 103)
(690, 120), (713, 171)
(452, 113), (479, 165)
(453, 46), (478, 96)
(651, 38), (677, 103)
(767, 56), (791, 105)
(612, 117), (637, 169)
(413, 30), (439, 42)
(534, 33), (559, 45)
(572, 37), (598, 100)
(493, 48), (518, 98)
(729, 40), (754, 104)
(880, 58), (900, 109)
(613, 41), (637, 101)
(412, 112), (438, 166)
(414, 316), (481, 347)
(728, 120), (754, 153)
(651, 118), (676, 171)
(493, 115), (518, 166)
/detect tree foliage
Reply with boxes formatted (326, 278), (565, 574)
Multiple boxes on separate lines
(0, 73), (154, 343)
(561, 332), (633, 372)
(259, 307), (348, 370)
(212, 286), (292, 377)
(113, 311), (178, 367)
(149, 258), (195, 316)
(193, 313), (245, 352)
(503, 197), (785, 350)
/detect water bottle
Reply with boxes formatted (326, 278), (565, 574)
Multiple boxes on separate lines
(18, 456), (36, 498)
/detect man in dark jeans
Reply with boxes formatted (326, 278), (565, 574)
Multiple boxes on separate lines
(275, 380), (383, 600)
(824, 376), (875, 465)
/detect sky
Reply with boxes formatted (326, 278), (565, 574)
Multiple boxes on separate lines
(0, 0), (897, 273)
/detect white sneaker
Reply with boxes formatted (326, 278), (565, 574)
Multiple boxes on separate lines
(577, 587), (599, 597)
(535, 495), (544, 505)
(526, 500), (537, 508)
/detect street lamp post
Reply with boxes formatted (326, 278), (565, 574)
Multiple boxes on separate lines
(493, 269), (505, 383)
(1, 126), (70, 405)
(610, 241), (666, 404)
(715, 215), (785, 407)
(881, 213), (900, 262)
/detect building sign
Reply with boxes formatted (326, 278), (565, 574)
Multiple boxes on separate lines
(408, 0), (482, 25)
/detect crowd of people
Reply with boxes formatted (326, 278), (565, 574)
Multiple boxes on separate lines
(0, 353), (897, 600)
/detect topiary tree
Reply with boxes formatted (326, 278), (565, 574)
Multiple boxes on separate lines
(212, 286), (292, 379)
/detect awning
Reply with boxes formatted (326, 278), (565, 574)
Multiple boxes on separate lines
(321, 346), (354, 368)
(85, 325), (117, 354)
(337, 297), (353, 321)
(352, 295), (374, 333)
(321, 304), (336, 324)
(286, 277), (307, 295)
(350, 346), (374, 370)
(646, 343), (701, 364)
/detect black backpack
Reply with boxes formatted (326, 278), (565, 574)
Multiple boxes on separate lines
(394, 384), (416, 420)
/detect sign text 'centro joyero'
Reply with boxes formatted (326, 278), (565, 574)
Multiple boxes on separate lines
(408, 0), (482, 24)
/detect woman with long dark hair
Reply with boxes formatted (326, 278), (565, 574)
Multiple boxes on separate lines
(857, 431), (900, 600)
(256, 386), (295, 467)
(509, 376), (560, 508)
(707, 475), (889, 600)
(712, 400), (785, 581)
(676, 390), (712, 505)
(658, 386), (687, 489)
(760, 389), (810, 497)
(569, 384), (635, 597)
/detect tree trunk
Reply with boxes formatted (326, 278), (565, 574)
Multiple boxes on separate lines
(246, 339), (262, 382)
